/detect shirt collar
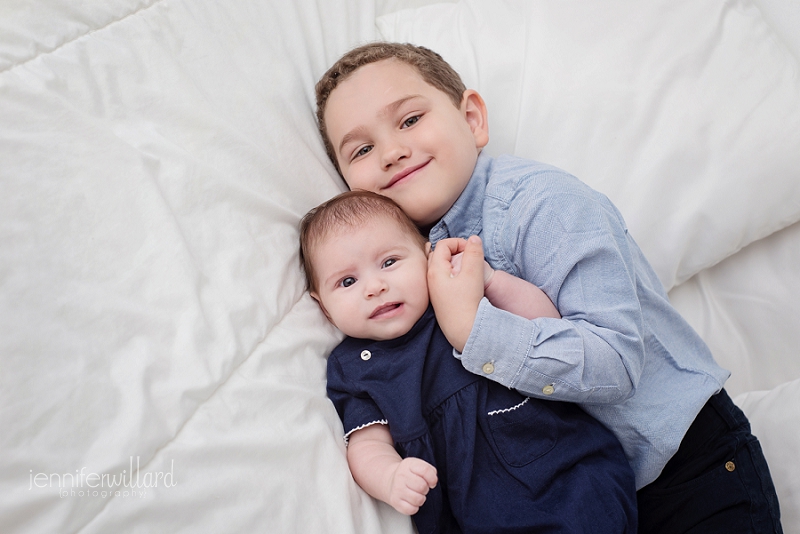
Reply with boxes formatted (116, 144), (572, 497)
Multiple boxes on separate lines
(428, 151), (491, 245)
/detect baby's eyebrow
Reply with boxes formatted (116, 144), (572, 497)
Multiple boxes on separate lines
(323, 267), (352, 289)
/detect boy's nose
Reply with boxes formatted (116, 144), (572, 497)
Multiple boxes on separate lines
(381, 142), (411, 169)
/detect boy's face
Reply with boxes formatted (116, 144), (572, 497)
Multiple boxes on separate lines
(324, 59), (489, 228)
(310, 215), (429, 341)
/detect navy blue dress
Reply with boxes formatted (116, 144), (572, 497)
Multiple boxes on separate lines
(327, 307), (637, 533)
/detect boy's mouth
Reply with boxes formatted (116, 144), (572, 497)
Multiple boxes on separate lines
(384, 159), (431, 189)
(369, 302), (403, 319)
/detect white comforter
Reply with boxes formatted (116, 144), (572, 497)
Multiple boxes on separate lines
(1, 1), (798, 532)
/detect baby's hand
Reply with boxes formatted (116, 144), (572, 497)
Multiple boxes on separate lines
(386, 457), (438, 516)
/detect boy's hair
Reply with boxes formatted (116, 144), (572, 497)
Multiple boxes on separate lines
(299, 190), (427, 294)
(315, 42), (467, 174)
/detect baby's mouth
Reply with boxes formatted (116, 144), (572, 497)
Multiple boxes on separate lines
(370, 302), (402, 319)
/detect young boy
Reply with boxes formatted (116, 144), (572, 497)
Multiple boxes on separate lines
(300, 190), (637, 533)
(314, 42), (783, 532)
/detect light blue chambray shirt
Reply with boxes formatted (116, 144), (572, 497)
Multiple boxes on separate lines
(429, 153), (730, 489)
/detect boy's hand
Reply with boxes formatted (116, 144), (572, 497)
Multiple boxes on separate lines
(427, 236), (485, 352)
(386, 458), (438, 516)
(449, 253), (495, 287)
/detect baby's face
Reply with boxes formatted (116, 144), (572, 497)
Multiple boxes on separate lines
(324, 59), (487, 227)
(310, 216), (429, 341)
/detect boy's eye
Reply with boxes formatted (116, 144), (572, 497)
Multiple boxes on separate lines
(401, 116), (420, 128)
(340, 277), (356, 288)
(354, 145), (372, 159)
(382, 258), (397, 268)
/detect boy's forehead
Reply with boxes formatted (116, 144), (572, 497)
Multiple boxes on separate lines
(342, 58), (425, 91)
(326, 60), (433, 120)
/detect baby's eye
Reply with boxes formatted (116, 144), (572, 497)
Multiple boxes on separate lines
(354, 145), (372, 159)
(401, 116), (420, 128)
(340, 277), (356, 288)
(382, 258), (397, 268)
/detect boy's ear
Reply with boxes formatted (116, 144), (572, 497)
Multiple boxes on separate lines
(461, 89), (489, 149)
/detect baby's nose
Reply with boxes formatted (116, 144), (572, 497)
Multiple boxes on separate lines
(365, 278), (388, 297)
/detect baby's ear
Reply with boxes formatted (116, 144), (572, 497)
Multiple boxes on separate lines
(461, 89), (489, 149)
(310, 292), (334, 323)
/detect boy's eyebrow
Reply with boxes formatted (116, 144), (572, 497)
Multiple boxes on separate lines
(337, 95), (424, 156)
(378, 95), (423, 119)
(338, 126), (369, 157)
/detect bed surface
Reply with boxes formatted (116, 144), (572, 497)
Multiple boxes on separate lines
(1, 1), (798, 532)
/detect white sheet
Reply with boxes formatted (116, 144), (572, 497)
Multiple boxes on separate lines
(1, 0), (798, 532)
(670, 219), (800, 398)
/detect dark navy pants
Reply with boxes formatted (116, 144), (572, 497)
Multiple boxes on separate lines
(637, 389), (783, 533)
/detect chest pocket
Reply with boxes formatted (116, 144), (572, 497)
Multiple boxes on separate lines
(487, 396), (558, 467)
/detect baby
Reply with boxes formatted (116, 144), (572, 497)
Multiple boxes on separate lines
(300, 190), (636, 533)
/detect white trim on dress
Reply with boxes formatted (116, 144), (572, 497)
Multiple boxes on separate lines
(343, 419), (388, 445)
(487, 397), (530, 416)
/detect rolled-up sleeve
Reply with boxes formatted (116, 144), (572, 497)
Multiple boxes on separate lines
(458, 179), (646, 404)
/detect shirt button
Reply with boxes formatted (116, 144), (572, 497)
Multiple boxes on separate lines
(482, 362), (495, 375)
(725, 461), (735, 472)
(360, 350), (371, 361)
(542, 384), (555, 395)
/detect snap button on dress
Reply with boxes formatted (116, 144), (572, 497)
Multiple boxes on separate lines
(360, 350), (371, 361)
(542, 385), (555, 395)
(482, 362), (495, 374)
(725, 461), (735, 472)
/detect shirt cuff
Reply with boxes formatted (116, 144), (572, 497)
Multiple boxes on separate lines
(459, 297), (529, 387)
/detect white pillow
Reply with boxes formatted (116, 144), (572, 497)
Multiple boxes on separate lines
(378, 0), (800, 290)
(669, 220), (800, 397)
(735, 379), (800, 534)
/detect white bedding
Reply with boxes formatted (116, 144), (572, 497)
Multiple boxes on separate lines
(1, 1), (798, 532)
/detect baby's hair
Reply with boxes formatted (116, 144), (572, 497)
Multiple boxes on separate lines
(315, 42), (467, 174)
(299, 190), (427, 294)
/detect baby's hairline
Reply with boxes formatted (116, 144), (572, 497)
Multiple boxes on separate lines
(299, 190), (428, 295)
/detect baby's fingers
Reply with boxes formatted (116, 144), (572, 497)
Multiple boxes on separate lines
(408, 459), (438, 489)
(390, 458), (437, 515)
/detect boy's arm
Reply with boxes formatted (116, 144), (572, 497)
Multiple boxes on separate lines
(430, 236), (561, 350)
(347, 424), (438, 516)
(429, 219), (643, 405)
(449, 245), (560, 320)
(483, 266), (561, 320)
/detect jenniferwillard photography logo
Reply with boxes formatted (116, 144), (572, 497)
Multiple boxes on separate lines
(29, 457), (176, 499)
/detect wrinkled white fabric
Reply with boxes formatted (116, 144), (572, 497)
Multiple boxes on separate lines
(2, 0), (799, 532)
